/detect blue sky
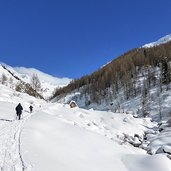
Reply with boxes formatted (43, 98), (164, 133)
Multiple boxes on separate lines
(0, 0), (171, 78)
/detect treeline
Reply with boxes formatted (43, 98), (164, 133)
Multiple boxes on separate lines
(51, 41), (171, 107)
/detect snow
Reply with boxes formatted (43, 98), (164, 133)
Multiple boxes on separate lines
(13, 67), (72, 98)
(21, 112), (129, 171)
(122, 154), (171, 171)
(146, 123), (171, 155)
(14, 67), (71, 86)
(163, 145), (171, 154)
(59, 66), (171, 123)
(0, 63), (72, 99)
(0, 64), (18, 86)
(143, 34), (171, 48)
(0, 96), (170, 171)
(100, 60), (112, 68)
(0, 66), (171, 170)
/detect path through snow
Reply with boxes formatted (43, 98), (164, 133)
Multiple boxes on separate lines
(0, 102), (171, 171)
(0, 113), (31, 171)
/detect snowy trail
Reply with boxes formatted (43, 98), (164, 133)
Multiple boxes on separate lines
(0, 113), (31, 171)
(0, 100), (171, 171)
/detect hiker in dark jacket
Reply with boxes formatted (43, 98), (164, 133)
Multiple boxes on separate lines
(15, 103), (23, 120)
(29, 105), (33, 113)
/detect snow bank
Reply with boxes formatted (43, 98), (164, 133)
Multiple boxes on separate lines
(19, 104), (171, 171)
(147, 124), (171, 155)
(0, 85), (170, 171)
(21, 112), (130, 171)
(43, 104), (157, 144)
(0, 84), (46, 120)
(122, 154), (171, 171)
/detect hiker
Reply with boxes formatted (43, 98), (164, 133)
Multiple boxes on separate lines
(29, 105), (33, 113)
(15, 103), (23, 120)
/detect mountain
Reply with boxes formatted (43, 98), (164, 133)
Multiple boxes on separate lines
(0, 63), (72, 99)
(14, 67), (72, 98)
(0, 82), (171, 171)
(0, 37), (171, 170)
(51, 34), (171, 121)
(143, 34), (171, 48)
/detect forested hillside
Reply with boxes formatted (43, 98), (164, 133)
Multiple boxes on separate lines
(51, 40), (171, 119)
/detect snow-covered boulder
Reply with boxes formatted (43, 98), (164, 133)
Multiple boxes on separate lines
(163, 145), (171, 154)
(69, 100), (78, 108)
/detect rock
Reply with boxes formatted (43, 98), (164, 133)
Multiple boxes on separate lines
(156, 147), (164, 154)
(69, 100), (78, 108)
(163, 145), (171, 154)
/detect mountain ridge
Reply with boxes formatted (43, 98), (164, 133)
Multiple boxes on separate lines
(0, 62), (71, 99)
(51, 34), (171, 121)
(143, 34), (171, 48)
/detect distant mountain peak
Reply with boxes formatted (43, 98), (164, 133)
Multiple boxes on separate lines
(14, 67), (72, 86)
(143, 34), (171, 48)
(0, 62), (72, 99)
(13, 67), (72, 98)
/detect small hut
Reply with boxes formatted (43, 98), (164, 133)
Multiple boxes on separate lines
(69, 100), (78, 108)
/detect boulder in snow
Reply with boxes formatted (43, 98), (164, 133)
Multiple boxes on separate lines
(163, 145), (171, 154)
(69, 100), (78, 108)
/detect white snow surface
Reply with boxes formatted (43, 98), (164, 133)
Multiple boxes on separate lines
(143, 34), (171, 48)
(14, 67), (71, 86)
(0, 63), (72, 99)
(0, 84), (171, 171)
(14, 67), (72, 98)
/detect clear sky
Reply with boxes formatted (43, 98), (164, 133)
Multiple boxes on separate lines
(0, 0), (171, 78)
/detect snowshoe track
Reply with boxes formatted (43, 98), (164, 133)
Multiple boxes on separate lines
(0, 114), (31, 171)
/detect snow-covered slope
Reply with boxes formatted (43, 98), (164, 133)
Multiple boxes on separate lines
(57, 65), (171, 123)
(13, 67), (72, 98)
(0, 83), (171, 170)
(0, 63), (19, 85)
(14, 67), (71, 87)
(143, 34), (171, 48)
(0, 63), (72, 99)
(21, 108), (168, 171)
